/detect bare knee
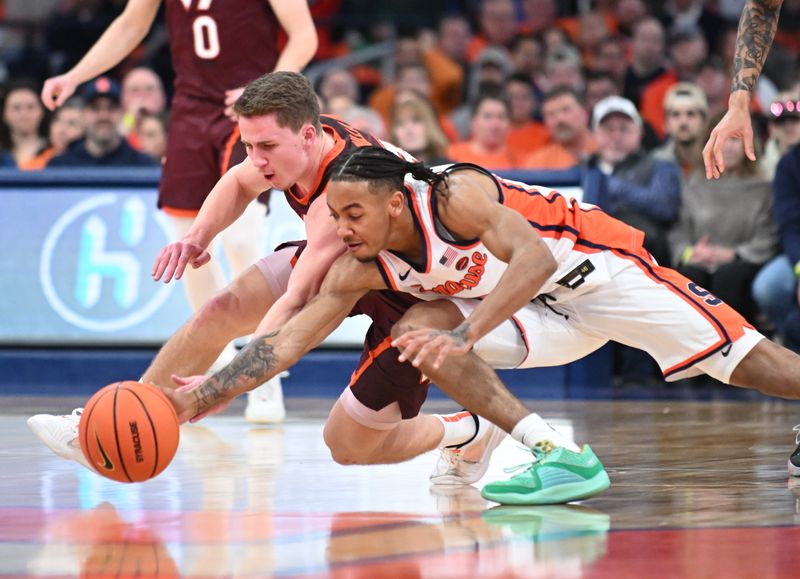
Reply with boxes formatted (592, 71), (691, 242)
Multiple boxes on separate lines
(192, 291), (249, 336)
(391, 300), (464, 340)
(322, 423), (376, 465)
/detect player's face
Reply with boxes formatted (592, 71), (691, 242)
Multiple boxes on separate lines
(239, 114), (314, 191)
(327, 180), (398, 262)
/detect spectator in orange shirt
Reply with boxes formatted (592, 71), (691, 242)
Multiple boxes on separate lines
(522, 85), (595, 169)
(640, 23), (708, 139)
(520, 0), (558, 37)
(505, 73), (549, 160)
(510, 33), (547, 98)
(447, 88), (519, 170)
(466, 0), (520, 62)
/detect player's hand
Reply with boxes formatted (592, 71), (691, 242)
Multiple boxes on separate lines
(171, 374), (234, 423)
(392, 327), (473, 370)
(41, 74), (79, 111)
(703, 101), (756, 179)
(151, 239), (211, 283)
(153, 378), (199, 424)
(224, 87), (245, 121)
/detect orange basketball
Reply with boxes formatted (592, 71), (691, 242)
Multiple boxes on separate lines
(79, 381), (180, 483)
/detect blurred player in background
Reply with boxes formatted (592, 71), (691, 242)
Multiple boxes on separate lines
(37, 0), (318, 422)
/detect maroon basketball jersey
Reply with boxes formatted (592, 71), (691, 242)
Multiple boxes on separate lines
(166, 0), (279, 101)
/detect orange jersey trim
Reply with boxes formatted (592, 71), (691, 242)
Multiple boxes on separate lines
(220, 126), (241, 174)
(161, 206), (200, 218)
(348, 336), (394, 387)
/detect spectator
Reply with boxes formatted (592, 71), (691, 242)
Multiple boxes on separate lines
(542, 45), (585, 93)
(522, 85), (595, 169)
(671, 113), (777, 324)
(47, 77), (155, 167)
(389, 91), (451, 166)
(466, 0), (519, 61)
(137, 110), (168, 164)
(19, 98), (85, 170)
(753, 143), (800, 352)
(695, 57), (729, 120)
(504, 73), (549, 160)
(640, 23), (709, 139)
(447, 89), (519, 169)
(120, 67), (167, 148)
(761, 92), (800, 178)
(623, 17), (669, 108)
(585, 70), (620, 113)
(656, 0), (725, 56)
(338, 104), (387, 139)
(583, 95), (682, 385)
(583, 96), (681, 268)
(509, 34), (546, 94)
(450, 47), (513, 139)
(614, 0), (648, 38)
(653, 82), (708, 179)
(520, 0), (558, 37)
(0, 81), (47, 167)
(593, 36), (628, 88)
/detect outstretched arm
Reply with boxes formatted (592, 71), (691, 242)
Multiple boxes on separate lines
(41, 0), (161, 110)
(393, 171), (557, 368)
(170, 256), (382, 422)
(703, 0), (783, 178)
(152, 159), (269, 282)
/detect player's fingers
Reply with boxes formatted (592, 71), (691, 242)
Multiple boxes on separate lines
(702, 135), (716, 179)
(432, 343), (453, 370)
(711, 132), (727, 178)
(412, 339), (442, 368)
(160, 250), (181, 283)
(191, 250), (211, 269)
(743, 127), (757, 161)
(173, 249), (196, 280)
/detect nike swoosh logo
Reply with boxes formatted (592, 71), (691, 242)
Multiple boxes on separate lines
(399, 269), (411, 281)
(720, 343), (733, 357)
(94, 426), (115, 471)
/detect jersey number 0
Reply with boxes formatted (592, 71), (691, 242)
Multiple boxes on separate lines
(180, 0), (220, 59)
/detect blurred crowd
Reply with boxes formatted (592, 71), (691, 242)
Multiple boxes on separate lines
(3, 0), (800, 380)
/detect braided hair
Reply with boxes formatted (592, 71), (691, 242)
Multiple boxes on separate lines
(328, 146), (446, 194)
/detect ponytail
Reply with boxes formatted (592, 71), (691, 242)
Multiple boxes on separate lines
(328, 146), (445, 193)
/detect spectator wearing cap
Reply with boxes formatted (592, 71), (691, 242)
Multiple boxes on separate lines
(583, 96), (681, 265)
(583, 95), (682, 385)
(522, 85), (596, 169)
(671, 110), (777, 327)
(639, 23), (709, 139)
(47, 77), (156, 167)
(653, 82), (709, 179)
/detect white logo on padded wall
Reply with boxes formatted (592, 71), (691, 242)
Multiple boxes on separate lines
(40, 194), (175, 332)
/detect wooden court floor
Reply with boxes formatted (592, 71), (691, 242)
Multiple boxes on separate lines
(2, 394), (800, 578)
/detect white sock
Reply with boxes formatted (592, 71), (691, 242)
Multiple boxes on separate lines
(435, 411), (478, 448)
(511, 413), (580, 452)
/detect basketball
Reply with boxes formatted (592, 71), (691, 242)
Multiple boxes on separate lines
(79, 381), (180, 483)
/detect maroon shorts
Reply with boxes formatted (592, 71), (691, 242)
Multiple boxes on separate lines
(276, 241), (429, 419)
(158, 95), (250, 213)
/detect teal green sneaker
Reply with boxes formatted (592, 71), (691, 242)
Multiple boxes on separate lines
(481, 443), (610, 505)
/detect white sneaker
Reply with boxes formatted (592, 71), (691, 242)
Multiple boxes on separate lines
(244, 373), (287, 424)
(27, 409), (93, 471)
(789, 425), (800, 477)
(430, 414), (506, 485)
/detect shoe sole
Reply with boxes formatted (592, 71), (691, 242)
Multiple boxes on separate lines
(481, 470), (611, 505)
(430, 425), (508, 486)
(788, 459), (800, 477)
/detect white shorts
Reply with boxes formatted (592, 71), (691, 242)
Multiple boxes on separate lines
(454, 249), (764, 383)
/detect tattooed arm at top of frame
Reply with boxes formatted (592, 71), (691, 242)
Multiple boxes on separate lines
(731, 0), (783, 94)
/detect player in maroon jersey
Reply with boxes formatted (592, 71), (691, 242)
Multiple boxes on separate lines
(38, 0), (318, 421)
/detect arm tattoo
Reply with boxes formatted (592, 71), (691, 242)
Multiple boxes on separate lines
(192, 330), (281, 416)
(731, 0), (783, 93)
(429, 323), (471, 348)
